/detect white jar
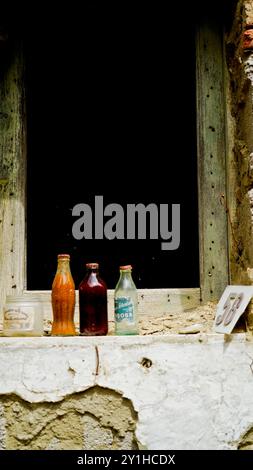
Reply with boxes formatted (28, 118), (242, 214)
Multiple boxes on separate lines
(3, 295), (44, 336)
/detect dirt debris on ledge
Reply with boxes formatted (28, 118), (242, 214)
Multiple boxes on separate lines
(137, 302), (217, 335)
(135, 301), (246, 336)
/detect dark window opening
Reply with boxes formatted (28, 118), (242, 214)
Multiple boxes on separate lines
(26, 4), (199, 289)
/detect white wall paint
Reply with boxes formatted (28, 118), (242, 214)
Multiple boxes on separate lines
(0, 334), (253, 450)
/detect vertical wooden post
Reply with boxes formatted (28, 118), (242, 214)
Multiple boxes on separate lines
(196, 17), (229, 302)
(0, 41), (26, 317)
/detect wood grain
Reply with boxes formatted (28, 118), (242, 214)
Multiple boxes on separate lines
(0, 42), (26, 318)
(196, 18), (229, 301)
(26, 288), (201, 323)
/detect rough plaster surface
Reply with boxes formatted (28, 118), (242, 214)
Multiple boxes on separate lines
(225, 0), (253, 332)
(245, 1), (253, 25)
(1, 387), (137, 450)
(0, 335), (253, 450)
(0, 403), (6, 450)
(238, 427), (253, 449)
(226, 0), (253, 291)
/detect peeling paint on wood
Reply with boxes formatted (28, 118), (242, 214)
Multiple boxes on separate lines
(196, 17), (229, 302)
(0, 42), (26, 318)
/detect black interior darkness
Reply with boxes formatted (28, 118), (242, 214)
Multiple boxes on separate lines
(25, 4), (199, 289)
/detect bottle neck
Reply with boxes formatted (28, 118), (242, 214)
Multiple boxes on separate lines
(57, 259), (71, 274)
(120, 270), (132, 280)
(85, 268), (100, 287)
(119, 271), (135, 289)
(87, 268), (99, 274)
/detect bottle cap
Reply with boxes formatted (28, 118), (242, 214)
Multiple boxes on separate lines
(58, 254), (70, 259)
(86, 263), (99, 269)
(120, 265), (132, 271)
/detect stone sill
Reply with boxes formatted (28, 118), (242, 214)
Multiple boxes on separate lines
(0, 332), (249, 348)
(1, 330), (253, 450)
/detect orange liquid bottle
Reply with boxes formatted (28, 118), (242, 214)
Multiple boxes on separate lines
(51, 254), (76, 335)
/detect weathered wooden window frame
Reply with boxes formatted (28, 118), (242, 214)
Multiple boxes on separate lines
(0, 18), (229, 321)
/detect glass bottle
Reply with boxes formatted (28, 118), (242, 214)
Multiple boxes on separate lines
(79, 263), (108, 336)
(114, 265), (139, 335)
(51, 254), (76, 336)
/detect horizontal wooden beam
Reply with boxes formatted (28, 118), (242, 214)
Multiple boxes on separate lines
(24, 288), (201, 322)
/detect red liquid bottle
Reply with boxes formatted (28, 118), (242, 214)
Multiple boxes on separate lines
(79, 263), (108, 335)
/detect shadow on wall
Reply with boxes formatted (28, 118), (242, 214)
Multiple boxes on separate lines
(0, 386), (139, 450)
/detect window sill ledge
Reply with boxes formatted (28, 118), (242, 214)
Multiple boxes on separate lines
(0, 331), (249, 347)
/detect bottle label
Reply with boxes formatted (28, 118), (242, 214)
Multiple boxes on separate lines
(3, 307), (35, 331)
(115, 297), (134, 323)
